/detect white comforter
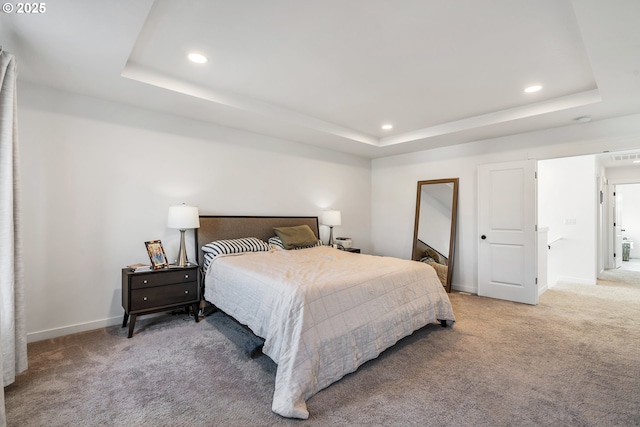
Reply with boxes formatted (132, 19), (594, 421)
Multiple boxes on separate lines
(204, 246), (455, 419)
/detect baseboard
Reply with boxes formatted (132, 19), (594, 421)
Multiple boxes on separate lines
(27, 311), (177, 343)
(454, 284), (548, 296)
(554, 276), (597, 286)
(451, 283), (477, 294)
(27, 316), (125, 343)
(538, 283), (549, 296)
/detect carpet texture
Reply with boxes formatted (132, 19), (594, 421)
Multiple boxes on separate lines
(5, 272), (640, 426)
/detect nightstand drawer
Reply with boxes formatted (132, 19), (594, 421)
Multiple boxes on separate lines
(130, 270), (196, 289)
(130, 281), (198, 311)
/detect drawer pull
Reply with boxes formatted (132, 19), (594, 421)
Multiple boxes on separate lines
(143, 297), (148, 301)
(184, 290), (189, 294)
(184, 274), (189, 279)
(143, 280), (148, 284)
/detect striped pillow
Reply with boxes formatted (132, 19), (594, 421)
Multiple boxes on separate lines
(268, 236), (286, 250)
(203, 253), (217, 271)
(202, 237), (270, 270)
(268, 235), (322, 251)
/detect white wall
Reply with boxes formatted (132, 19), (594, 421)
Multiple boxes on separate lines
(606, 165), (640, 181)
(372, 116), (640, 294)
(19, 83), (371, 342)
(538, 155), (598, 286)
(372, 143), (527, 294)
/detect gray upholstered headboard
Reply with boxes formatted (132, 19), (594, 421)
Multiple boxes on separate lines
(195, 216), (319, 266)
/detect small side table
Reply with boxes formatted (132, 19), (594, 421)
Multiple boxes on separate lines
(121, 265), (200, 338)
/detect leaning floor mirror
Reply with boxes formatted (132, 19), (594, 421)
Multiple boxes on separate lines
(412, 178), (459, 293)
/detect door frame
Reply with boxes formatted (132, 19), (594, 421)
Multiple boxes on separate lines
(607, 179), (640, 271)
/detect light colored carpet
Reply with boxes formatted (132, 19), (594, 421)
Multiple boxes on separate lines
(5, 271), (640, 426)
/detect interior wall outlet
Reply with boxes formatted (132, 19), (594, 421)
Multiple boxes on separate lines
(565, 218), (577, 225)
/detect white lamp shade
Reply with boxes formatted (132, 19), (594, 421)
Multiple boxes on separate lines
(322, 210), (342, 226)
(167, 204), (200, 229)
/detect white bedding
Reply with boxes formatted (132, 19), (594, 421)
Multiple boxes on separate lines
(204, 246), (455, 419)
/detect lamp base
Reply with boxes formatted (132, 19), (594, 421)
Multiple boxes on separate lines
(177, 229), (189, 267)
(328, 226), (335, 246)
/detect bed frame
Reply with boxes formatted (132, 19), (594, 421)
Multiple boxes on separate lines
(195, 215), (320, 266)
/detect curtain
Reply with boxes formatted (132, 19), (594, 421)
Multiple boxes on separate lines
(0, 48), (27, 427)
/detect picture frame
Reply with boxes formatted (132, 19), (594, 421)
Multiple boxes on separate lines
(145, 240), (168, 269)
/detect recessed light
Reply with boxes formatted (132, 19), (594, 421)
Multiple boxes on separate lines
(381, 124), (393, 130)
(524, 85), (542, 93)
(188, 53), (208, 64)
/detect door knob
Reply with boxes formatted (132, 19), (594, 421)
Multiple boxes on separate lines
(481, 235), (487, 240)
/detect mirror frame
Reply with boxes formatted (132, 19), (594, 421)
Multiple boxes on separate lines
(412, 178), (459, 293)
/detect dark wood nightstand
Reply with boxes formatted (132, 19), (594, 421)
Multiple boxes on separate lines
(121, 265), (200, 338)
(343, 248), (361, 253)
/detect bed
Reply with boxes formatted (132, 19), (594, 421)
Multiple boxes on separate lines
(196, 215), (455, 419)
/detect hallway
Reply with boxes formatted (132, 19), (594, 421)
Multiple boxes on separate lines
(619, 258), (640, 273)
(599, 259), (640, 289)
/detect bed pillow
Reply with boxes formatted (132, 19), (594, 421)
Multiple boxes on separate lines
(424, 247), (447, 265)
(269, 235), (322, 251)
(203, 253), (217, 271)
(273, 225), (319, 250)
(268, 236), (286, 250)
(202, 237), (270, 270)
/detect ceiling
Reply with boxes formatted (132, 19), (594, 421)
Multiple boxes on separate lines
(1, 0), (640, 159)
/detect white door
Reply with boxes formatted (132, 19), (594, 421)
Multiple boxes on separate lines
(613, 187), (623, 268)
(478, 160), (538, 305)
(614, 226), (623, 268)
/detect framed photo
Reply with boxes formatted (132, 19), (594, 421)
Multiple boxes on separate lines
(145, 240), (168, 269)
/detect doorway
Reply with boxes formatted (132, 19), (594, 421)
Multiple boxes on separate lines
(537, 151), (640, 290)
(612, 182), (640, 273)
(537, 155), (599, 288)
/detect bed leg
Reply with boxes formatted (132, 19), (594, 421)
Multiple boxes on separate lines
(202, 305), (219, 317)
(191, 303), (200, 322)
(249, 344), (264, 359)
(440, 319), (447, 327)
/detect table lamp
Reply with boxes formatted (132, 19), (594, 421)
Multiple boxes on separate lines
(167, 203), (200, 267)
(322, 210), (341, 246)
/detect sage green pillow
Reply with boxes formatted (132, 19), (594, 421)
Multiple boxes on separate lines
(273, 225), (318, 250)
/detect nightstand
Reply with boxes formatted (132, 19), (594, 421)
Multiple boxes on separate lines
(121, 265), (200, 338)
(344, 248), (361, 253)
